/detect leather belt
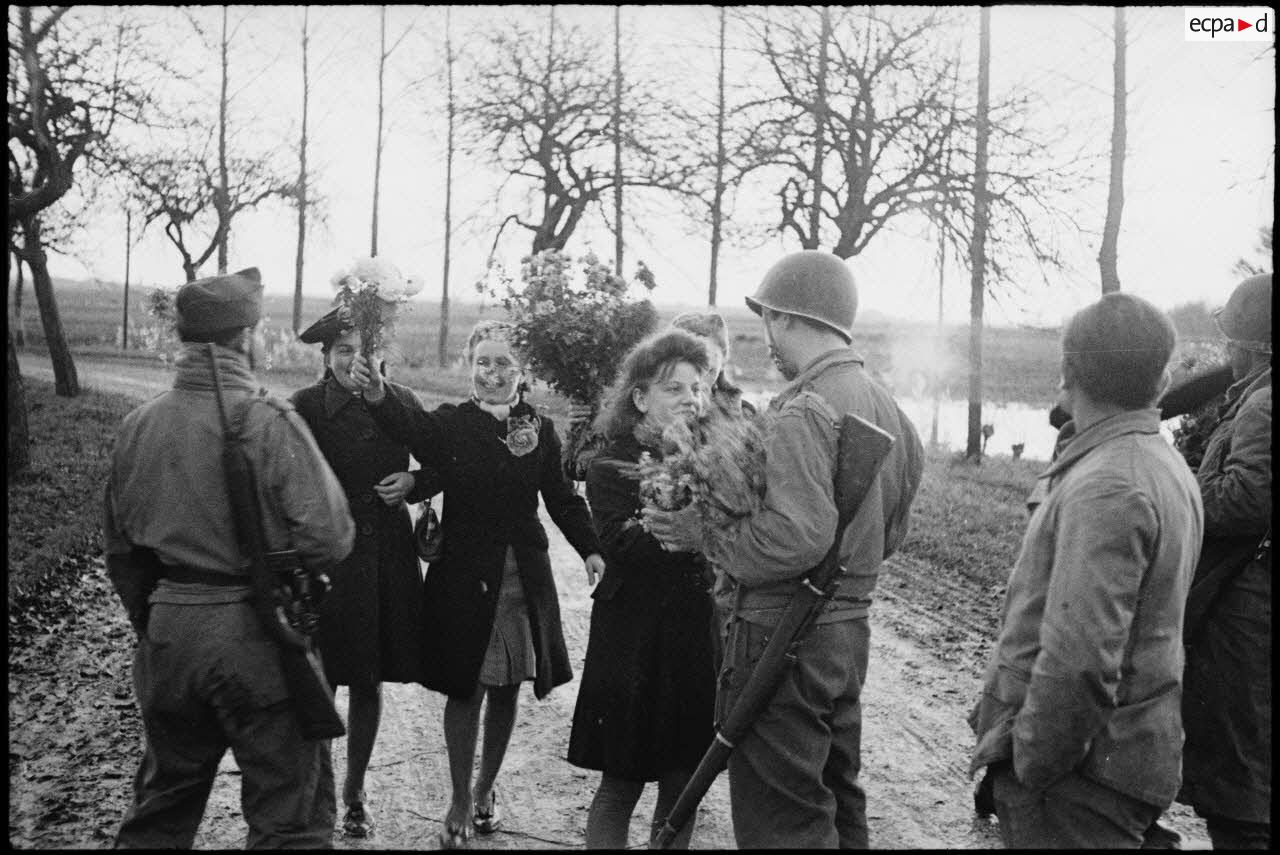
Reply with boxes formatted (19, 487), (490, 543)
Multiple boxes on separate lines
(162, 566), (249, 586)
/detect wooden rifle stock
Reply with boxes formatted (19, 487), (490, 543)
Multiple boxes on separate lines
(654, 413), (895, 848)
(211, 350), (346, 741)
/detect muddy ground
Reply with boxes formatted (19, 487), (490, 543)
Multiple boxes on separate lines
(10, 355), (1209, 849)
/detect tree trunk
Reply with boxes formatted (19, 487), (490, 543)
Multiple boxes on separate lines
(293, 6), (310, 333)
(930, 221), (944, 448)
(371, 4), (387, 257)
(804, 7), (831, 251)
(439, 6), (455, 369)
(23, 216), (79, 397)
(7, 325), (30, 478)
(612, 6), (624, 275)
(122, 209), (131, 350)
(1098, 7), (1125, 295)
(217, 5), (230, 274)
(709, 7), (727, 307)
(965, 6), (991, 461)
(13, 250), (26, 347)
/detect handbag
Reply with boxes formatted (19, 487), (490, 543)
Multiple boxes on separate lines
(413, 503), (444, 563)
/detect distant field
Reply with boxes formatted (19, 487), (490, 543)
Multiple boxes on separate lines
(15, 277), (1072, 406)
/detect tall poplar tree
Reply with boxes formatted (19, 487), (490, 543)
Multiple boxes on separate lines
(965, 7), (992, 461)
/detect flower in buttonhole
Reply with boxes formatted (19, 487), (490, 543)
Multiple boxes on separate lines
(505, 414), (541, 457)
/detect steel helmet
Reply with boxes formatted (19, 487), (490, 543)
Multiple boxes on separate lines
(1215, 272), (1272, 351)
(745, 250), (858, 343)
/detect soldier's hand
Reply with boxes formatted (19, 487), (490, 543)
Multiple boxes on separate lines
(641, 505), (706, 554)
(374, 471), (414, 506)
(350, 354), (385, 402)
(584, 553), (604, 586)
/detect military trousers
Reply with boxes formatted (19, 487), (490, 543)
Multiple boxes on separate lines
(990, 763), (1160, 849)
(716, 607), (870, 849)
(114, 600), (336, 849)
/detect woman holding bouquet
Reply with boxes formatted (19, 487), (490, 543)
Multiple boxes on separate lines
(291, 309), (441, 839)
(350, 320), (604, 849)
(567, 329), (718, 849)
(568, 310), (753, 477)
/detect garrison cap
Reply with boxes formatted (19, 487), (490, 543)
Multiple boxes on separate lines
(298, 305), (354, 345)
(1215, 273), (1272, 351)
(175, 267), (263, 339)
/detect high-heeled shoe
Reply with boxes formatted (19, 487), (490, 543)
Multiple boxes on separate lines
(342, 802), (374, 838)
(439, 808), (472, 849)
(472, 788), (502, 835)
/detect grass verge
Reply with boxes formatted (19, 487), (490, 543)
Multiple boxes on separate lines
(899, 449), (1040, 588)
(7, 378), (137, 627)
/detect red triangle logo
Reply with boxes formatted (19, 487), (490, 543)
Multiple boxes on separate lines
(1239, 18), (1253, 30)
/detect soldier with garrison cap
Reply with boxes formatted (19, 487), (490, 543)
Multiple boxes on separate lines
(646, 249), (924, 848)
(104, 267), (355, 848)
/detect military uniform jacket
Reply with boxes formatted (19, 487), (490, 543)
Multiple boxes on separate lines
(709, 348), (923, 620)
(367, 392), (602, 700)
(102, 344), (354, 598)
(291, 377), (440, 687)
(1179, 365), (1271, 821)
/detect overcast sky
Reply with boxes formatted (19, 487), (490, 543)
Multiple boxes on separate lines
(50, 5), (1274, 328)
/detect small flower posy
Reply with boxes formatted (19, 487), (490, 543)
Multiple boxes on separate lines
(330, 256), (425, 359)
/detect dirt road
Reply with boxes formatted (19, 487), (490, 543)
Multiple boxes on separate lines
(13, 354), (1208, 848)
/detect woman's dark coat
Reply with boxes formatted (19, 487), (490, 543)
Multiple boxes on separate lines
(368, 393), (601, 701)
(567, 435), (716, 781)
(290, 377), (440, 687)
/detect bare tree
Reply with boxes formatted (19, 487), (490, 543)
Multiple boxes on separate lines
(292, 5), (311, 333)
(121, 146), (295, 282)
(122, 207), (132, 349)
(438, 5), (456, 368)
(612, 5), (624, 274)
(737, 5), (1082, 290)
(368, 7), (416, 257)
(709, 7), (727, 305)
(965, 6), (992, 461)
(10, 6), (155, 399)
(8, 6), (160, 473)
(216, 5), (230, 273)
(1098, 7), (1125, 294)
(371, 5), (387, 256)
(461, 11), (694, 254)
(10, 246), (27, 347)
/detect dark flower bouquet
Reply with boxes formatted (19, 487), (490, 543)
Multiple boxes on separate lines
(635, 408), (770, 560)
(482, 249), (658, 476)
(330, 256), (424, 361)
(1169, 341), (1230, 471)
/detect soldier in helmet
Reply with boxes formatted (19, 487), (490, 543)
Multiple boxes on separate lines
(104, 268), (355, 848)
(1174, 272), (1272, 849)
(645, 250), (924, 848)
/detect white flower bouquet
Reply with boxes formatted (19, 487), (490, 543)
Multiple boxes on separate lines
(330, 256), (425, 359)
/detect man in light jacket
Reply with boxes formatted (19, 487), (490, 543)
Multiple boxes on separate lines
(968, 292), (1204, 848)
